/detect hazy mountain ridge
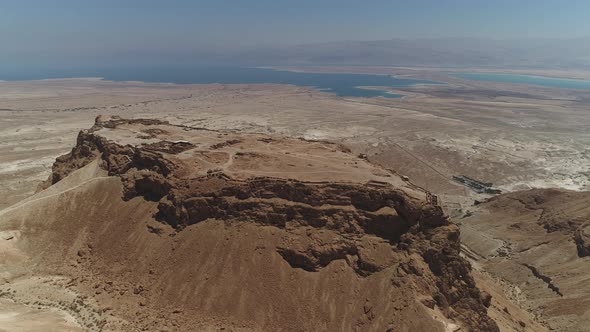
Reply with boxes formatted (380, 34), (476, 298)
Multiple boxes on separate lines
(221, 37), (590, 68)
(4, 37), (590, 69)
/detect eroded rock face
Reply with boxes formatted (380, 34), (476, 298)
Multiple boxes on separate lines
(575, 223), (590, 257)
(484, 188), (590, 255)
(44, 117), (498, 331)
(461, 188), (590, 331)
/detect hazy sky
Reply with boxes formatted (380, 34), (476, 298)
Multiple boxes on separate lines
(2, 0), (590, 66)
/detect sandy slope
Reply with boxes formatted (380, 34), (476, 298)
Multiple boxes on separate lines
(460, 189), (590, 331)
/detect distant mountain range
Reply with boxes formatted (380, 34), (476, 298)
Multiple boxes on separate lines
(5, 37), (590, 69)
(213, 37), (590, 68)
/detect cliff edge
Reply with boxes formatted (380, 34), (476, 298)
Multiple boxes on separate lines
(2, 116), (498, 331)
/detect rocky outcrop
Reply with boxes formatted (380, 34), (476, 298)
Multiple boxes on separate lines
(462, 188), (590, 331)
(575, 223), (590, 257)
(485, 188), (590, 256)
(43, 117), (498, 331)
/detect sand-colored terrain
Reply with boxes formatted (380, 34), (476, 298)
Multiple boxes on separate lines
(461, 189), (590, 331)
(1, 74), (588, 211)
(0, 69), (589, 330)
(1, 117), (499, 331)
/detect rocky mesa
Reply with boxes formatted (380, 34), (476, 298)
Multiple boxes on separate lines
(0, 116), (498, 331)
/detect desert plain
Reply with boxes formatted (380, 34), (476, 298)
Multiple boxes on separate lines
(2, 69), (589, 210)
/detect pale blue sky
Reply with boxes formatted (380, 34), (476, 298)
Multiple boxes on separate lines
(2, 0), (590, 66)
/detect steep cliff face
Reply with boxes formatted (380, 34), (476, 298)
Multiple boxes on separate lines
(24, 116), (497, 331)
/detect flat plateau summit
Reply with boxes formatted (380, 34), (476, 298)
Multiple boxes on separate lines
(0, 116), (498, 331)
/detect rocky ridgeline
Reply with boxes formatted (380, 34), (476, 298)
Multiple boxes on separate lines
(44, 117), (499, 331)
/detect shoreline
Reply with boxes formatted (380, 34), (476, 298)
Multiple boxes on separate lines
(266, 65), (590, 81)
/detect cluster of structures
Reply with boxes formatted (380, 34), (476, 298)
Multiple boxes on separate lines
(453, 175), (502, 195)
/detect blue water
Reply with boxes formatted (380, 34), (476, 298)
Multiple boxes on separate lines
(453, 72), (590, 90)
(0, 66), (438, 98)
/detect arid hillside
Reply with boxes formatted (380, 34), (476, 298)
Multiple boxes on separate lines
(460, 189), (590, 331)
(0, 117), (498, 331)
